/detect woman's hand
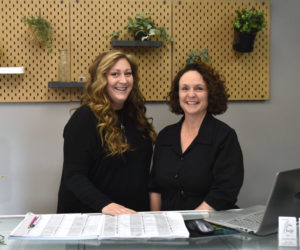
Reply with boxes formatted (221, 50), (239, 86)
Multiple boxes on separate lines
(150, 192), (162, 211)
(195, 201), (214, 211)
(102, 203), (136, 216)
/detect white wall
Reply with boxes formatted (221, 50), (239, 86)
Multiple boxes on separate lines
(1, 0), (300, 214)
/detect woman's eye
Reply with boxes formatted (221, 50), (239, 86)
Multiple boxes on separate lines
(196, 86), (206, 91)
(110, 72), (119, 77)
(125, 72), (132, 76)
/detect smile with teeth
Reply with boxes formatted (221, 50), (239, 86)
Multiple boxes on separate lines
(186, 101), (199, 105)
(114, 86), (128, 92)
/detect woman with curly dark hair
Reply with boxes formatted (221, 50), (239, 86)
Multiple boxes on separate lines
(57, 50), (156, 215)
(150, 62), (244, 211)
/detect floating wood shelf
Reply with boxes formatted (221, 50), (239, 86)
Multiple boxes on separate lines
(0, 67), (25, 74)
(111, 40), (162, 47)
(48, 81), (85, 88)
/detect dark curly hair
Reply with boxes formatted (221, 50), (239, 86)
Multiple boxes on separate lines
(168, 62), (228, 115)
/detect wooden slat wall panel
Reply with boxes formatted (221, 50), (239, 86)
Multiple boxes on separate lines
(0, 0), (70, 102)
(69, 0), (172, 101)
(173, 0), (270, 100)
(0, 0), (269, 102)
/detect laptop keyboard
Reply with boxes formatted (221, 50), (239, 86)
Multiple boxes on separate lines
(226, 211), (264, 231)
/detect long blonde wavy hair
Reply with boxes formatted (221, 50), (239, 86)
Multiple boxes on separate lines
(81, 50), (156, 155)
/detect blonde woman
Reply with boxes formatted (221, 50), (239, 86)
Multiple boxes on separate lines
(57, 50), (156, 215)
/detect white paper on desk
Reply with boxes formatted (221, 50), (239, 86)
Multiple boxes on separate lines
(99, 212), (189, 240)
(9, 212), (189, 240)
(9, 213), (104, 240)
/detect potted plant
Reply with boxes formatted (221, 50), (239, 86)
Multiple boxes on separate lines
(186, 49), (210, 64)
(106, 30), (121, 41)
(233, 7), (267, 52)
(22, 15), (54, 53)
(126, 12), (173, 42)
(107, 12), (173, 44)
(0, 234), (4, 245)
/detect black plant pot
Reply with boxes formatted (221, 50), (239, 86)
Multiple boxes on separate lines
(233, 29), (257, 53)
(134, 32), (148, 41)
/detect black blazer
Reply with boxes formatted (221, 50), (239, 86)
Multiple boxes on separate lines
(149, 113), (244, 211)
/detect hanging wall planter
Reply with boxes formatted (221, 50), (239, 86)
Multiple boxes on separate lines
(233, 29), (257, 53)
(22, 15), (54, 53)
(232, 7), (266, 53)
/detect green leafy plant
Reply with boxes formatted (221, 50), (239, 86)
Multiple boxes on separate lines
(22, 15), (53, 53)
(106, 30), (121, 41)
(233, 7), (267, 33)
(0, 234), (5, 245)
(186, 49), (210, 64)
(125, 12), (174, 42)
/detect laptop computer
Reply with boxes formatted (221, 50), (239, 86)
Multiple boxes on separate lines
(205, 168), (300, 236)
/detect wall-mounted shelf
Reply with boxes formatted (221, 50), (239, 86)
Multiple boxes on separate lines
(48, 81), (85, 88)
(0, 67), (25, 74)
(111, 40), (162, 47)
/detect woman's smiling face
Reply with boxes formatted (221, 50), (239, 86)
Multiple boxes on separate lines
(106, 58), (134, 110)
(179, 70), (208, 118)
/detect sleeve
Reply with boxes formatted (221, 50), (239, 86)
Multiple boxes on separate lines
(61, 106), (112, 211)
(204, 129), (244, 210)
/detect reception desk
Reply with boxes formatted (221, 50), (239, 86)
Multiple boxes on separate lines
(0, 214), (298, 250)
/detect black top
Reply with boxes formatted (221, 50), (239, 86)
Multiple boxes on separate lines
(149, 113), (244, 211)
(57, 105), (153, 213)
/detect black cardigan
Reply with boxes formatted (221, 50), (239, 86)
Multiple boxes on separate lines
(57, 105), (153, 213)
(149, 113), (244, 211)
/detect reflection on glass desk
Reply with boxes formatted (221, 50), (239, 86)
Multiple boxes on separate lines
(0, 214), (299, 250)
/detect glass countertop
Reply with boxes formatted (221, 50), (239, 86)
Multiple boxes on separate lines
(0, 216), (298, 250)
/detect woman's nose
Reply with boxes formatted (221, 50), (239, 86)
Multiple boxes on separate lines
(119, 74), (127, 83)
(187, 90), (196, 97)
